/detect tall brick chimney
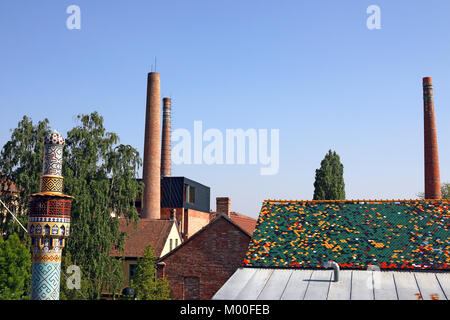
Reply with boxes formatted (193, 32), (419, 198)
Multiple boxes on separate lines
(216, 197), (231, 217)
(142, 72), (161, 219)
(423, 77), (442, 199)
(161, 97), (172, 177)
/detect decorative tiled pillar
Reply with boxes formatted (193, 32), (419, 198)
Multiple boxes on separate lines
(28, 130), (73, 300)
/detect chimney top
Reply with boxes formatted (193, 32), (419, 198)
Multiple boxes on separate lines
(216, 197), (231, 217)
(423, 77), (433, 83)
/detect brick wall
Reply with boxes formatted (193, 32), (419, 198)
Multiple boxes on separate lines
(160, 207), (210, 240)
(185, 209), (210, 238)
(157, 216), (251, 300)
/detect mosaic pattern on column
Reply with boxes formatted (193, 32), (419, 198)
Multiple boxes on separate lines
(31, 262), (61, 300)
(28, 195), (71, 300)
(42, 130), (65, 176)
(28, 130), (72, 300)
(40, 175), (64, 193)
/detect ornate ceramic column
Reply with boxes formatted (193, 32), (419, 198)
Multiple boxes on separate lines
(28, 130), (73, 300)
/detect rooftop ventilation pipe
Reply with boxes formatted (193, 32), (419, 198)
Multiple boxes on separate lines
(323, 261), (340, 282)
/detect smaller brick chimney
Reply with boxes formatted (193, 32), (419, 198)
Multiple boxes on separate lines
(216, 197), (231, 217)
(161, 97), (172, 177)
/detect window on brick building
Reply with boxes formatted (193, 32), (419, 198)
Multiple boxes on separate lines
(129, 264), (137, 285)
(183, 276), (200, 300)
(170, 238), (173, 251)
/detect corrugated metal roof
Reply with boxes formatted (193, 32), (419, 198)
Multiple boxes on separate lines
(212, 268), (449, 300)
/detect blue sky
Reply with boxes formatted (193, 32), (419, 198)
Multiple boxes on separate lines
(1, 1), (449, 218)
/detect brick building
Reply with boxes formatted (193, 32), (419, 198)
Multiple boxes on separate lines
(111, 219), (182, 288)
(156, 213), (252, 300)
(0, 179), (20, 229)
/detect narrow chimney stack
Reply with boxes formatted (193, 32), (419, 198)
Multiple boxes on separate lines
(423, 77), (442, 199)
(216, 197), (231, 217)
(142, 72), (161, 219)
(161, 97), (172, 177)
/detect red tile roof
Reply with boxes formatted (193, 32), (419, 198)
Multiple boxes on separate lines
(111, 219), (178, 258)
(0, 179), (19, 193)
(210, 211), (257, 236)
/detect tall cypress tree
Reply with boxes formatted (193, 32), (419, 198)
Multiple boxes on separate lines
(313, 150), (345, 200)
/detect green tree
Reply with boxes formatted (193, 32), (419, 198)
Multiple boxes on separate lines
(443, 183), (450, 199)
(59, 253), (90, 300)
(0, 233), (31, 300)
(0, 116), (50, 239)
(417, 182), (450, 199)
(131, 244), (171, 300)
(313, 150), (346, 200)
(63, 112), (144, 299)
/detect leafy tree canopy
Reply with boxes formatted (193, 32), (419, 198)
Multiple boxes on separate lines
(131, 244), (171, 300)
(59, 252), (90, 300)
(0, 233), (31, 300)
(0, 116), (49, 239)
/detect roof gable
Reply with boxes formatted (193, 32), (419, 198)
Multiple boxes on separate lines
(243, 200), (450, 270)
(209, 211), (257, 235)
(111, 219), (179, 258)
(158, 213), (251, 262)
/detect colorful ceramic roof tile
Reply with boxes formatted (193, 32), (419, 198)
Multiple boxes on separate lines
(243, 200), (450, 270)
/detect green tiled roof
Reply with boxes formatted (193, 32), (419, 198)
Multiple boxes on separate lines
(243, 200), (450, 270)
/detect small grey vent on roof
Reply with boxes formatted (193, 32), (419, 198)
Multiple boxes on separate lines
(323, 261), (340, 282)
